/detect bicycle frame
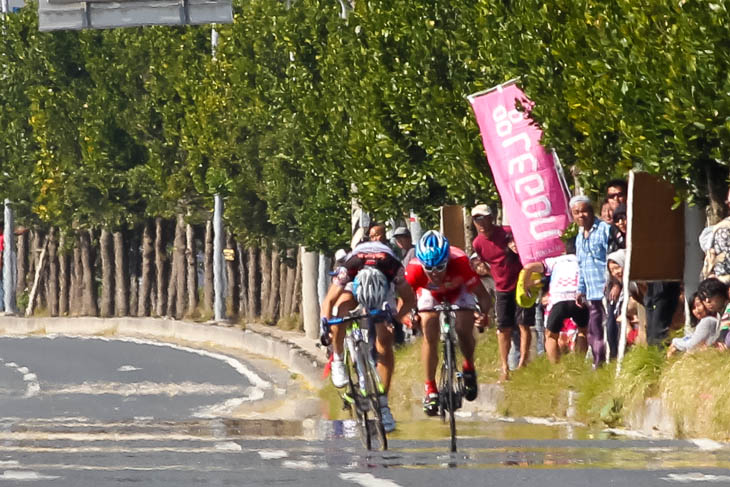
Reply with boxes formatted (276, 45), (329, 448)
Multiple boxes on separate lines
(321, 307), (391, 450)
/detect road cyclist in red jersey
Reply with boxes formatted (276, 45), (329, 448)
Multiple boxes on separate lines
(320, 239), (416, 432)
(405, 230), (492, 416)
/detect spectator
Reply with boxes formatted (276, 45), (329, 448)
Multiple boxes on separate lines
(608, 203), (627, 253)
(600, 198), (612, 224)
(521, 243), (588, 364)
(605, 179), (628, 222)
(572, 195), (611, 368)
(605, 249), (644, 358)
(393, 226), (415, 266)
(667, 288), (723, 358)
(471, 204), (535, 380)
(699, 188), (730, 283)
(368, 223), (388, 244)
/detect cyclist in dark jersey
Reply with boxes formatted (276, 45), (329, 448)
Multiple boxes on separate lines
(321, 239), (416, 432)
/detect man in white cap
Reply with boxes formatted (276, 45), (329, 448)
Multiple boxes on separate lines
(571, 194), (611, 368)
(471, 204), (535, 382)
(393, 226), (415, 266)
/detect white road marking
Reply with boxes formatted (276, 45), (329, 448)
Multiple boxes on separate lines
(340, 472), (403, 487)
(42, 381), (247, 397)
(281, 460), (319, 471)
(193, 388), (265, 418)
(214, 442), (242, 452)
(117, 365), (142, 372)
(691, 439), (724, 451)
(0, 470), (60, 481)
(16, 367), (29, 374)
(258, 449), (288, 460)
(22, 373), (37, 382)
(663, 472), (730, 483)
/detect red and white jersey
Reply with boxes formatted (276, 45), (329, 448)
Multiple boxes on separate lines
(543, 254), (580, 306)
(405, 247), (480, 303)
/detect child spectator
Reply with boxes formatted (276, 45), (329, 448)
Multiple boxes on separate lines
(666, 292), (721, 357)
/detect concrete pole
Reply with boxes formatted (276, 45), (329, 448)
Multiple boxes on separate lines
(3, 199), (16, 313)
(301, 249), (320, 339)
(409, 210), (423, 243)
(213, 194), (226, 321)
(317, 253), (331, 305)
(683, 203), (705, 332)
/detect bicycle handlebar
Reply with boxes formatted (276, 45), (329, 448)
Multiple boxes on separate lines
(319, 306), (392, 346)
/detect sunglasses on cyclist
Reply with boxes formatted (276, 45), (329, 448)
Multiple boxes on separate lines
(423, 262), (448, 273)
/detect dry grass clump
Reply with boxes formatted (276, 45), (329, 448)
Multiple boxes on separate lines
(660, 348), (730, 439)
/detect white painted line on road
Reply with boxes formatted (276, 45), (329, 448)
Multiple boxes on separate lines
(0, 359), (41, 398)
(117, 365), (142, 372)
(258, 450), (288, 460)
(0, 461), (19, 467)
(214, 442), (242, 452)
(0, 470), (60, 481)
(193, 387), (265, 418)
(42, 381), (248, 397)
(52, 335), (272, 390)
(691, 439), (724, 451)
(281, 460), (319, 471)
(340, 472), (403, 487)
(22, 373), (37, 382)
(663, 472), (730, 483)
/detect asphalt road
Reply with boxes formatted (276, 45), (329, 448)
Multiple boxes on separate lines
(1, 336), (729, 486)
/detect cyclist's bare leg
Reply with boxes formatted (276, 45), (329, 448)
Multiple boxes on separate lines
(374, 320), (394, 393)
(574, 326), (588, 356)
(517, 324), (531, 368)
(332, 293), (357, 357)
(454, 310), (476, 365)
(420, 311), (440, 383)
(497, 327), (512, 381)
(545, 330), (560, 364)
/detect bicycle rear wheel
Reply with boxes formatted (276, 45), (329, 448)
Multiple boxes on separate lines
(439, 337), (457, 453)
(346, 352), (371, 450)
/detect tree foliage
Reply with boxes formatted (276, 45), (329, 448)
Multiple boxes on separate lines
(1, 0), (729, 249)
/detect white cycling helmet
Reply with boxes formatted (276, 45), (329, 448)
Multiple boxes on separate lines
(352, 267), (388, 311)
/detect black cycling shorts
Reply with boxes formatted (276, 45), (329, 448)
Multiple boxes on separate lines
(495, 290), (536, 329)
(545, 300), (589, 334)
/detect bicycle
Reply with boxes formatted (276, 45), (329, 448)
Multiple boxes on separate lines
(415, 303), (480, 453)
(320, 306), (390, 451)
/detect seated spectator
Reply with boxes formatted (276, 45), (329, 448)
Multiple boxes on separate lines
(605, 249), (643, 359)
(667, 292), (721, 357)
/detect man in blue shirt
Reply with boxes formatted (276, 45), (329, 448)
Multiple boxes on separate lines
(572, 195), (611, 368)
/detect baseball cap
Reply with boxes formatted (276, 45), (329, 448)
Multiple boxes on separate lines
(393, 226), (410, 237)
(471, 204), (492, 217)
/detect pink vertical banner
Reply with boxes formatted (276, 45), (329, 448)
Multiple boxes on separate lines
(468, 80), (571, 265)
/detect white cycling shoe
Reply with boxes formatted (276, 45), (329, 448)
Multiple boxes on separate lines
(330, 360), (348, 388)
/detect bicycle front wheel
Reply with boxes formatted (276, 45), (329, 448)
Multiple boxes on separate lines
(440, 337), (457, 453)
(357, 344), (388, 451)
(346, 350), (372, 450)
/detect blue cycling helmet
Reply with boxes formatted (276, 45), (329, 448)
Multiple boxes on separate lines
(415, 230), (450, 268)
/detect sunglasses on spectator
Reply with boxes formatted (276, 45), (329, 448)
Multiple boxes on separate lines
(607, 192), (624, 199)
(423, 262), (448, 273)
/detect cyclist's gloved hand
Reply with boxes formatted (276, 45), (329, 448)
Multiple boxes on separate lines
(319, 317), (332, 347)
(474, 312), (488, 333)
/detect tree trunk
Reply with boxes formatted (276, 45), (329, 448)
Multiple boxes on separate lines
(100, 229), (113, 317)
(247, 245), (259, 318)
(290, 246), (302, 316)
(81, 229), (98, 316)
(204, 219), (214, 314)
(128, 232), (139, 317)
(58, 234), (69, 316)
(281, 248), (295, 318)
(267, 245), (281, 321)
(186, 222), (198, 315)
(259, 240), (271, 321)
(225, 233), (239, 318)
(278, 251), (289, 320)
(15, 230), (28, 298)
(237, 242), (248, 318)
(114, 231), (128, 316)
(47, 228), (59, 316)
(154, 217), (167, 317)
(174, 214), (186, 319)
(70, 235), (82, 316)
(138, 221), (153, 317)
(26, 236), (48, 317)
